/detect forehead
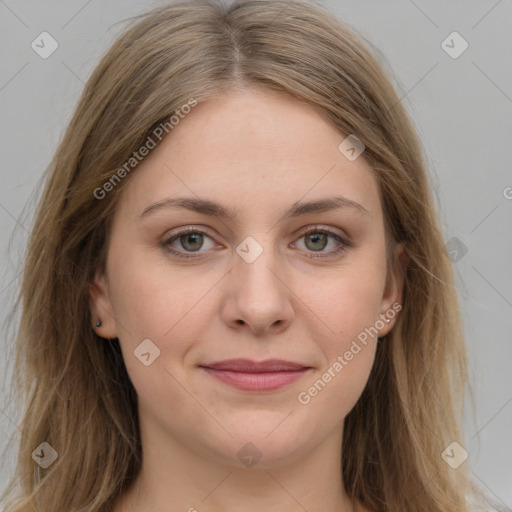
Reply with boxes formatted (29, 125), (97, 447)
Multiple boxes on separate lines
(114, 87), (382, 224)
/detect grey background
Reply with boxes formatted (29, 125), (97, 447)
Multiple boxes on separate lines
(1, 0), (511, 507)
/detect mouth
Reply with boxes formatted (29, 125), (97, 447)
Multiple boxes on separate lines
(198, 359), (312, 392)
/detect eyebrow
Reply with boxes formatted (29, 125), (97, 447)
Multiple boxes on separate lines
(138, 195), (369, 222)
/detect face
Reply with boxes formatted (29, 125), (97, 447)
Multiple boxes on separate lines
(90, 86), (405, 469)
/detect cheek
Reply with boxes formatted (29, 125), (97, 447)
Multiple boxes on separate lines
(295, 279), (380, 426)
(299, 257), (387, 345)
(108, 240), (206, 336)
(106, 255), (211, 434)
(105, 246), (209, 386)
(293, 258), (386, 412)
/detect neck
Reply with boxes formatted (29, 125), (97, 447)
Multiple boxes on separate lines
(113, 417), (364, 512)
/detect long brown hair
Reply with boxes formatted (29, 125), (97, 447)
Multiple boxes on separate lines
(1, 0), (490, 510)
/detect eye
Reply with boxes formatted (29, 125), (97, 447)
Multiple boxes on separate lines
(292, 227), (349, 259)
(161, 226), (350, 259)
(161, 227), (216, 258)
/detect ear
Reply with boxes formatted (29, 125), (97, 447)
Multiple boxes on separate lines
(377, 242), (408, 337)
(89, 270), (118, 339)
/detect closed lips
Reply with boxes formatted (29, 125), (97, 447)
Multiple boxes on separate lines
(199, 359), (310, 372)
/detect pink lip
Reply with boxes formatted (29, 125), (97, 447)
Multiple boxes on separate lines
(199, 359), (311, 392)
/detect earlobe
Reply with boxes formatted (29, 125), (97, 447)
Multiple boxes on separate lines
(89, 271), (118, 339)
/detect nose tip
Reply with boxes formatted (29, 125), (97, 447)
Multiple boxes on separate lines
(222, 259), (294, 337)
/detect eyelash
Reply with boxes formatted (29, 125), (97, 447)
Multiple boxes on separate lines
(161, 226), (350, 260)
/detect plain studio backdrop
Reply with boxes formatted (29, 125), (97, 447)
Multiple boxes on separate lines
(0, 0), (511, 507)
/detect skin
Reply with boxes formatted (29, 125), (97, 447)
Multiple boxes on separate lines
(90, 86), (406, 512)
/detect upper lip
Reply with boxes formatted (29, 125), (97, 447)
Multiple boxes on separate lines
(199, 359), (310, 373)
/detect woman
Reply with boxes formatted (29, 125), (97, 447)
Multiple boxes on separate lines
(0, 0), (499, 510)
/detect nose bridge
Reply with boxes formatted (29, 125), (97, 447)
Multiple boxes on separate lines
(233, 232), (282, 295)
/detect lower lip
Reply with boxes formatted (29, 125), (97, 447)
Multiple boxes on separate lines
(200, 367), (310, 391)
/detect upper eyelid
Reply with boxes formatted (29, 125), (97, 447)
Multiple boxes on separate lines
(163, 225), (349, 248)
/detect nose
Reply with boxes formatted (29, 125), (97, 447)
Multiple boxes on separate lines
(219, 240), (295, 337)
